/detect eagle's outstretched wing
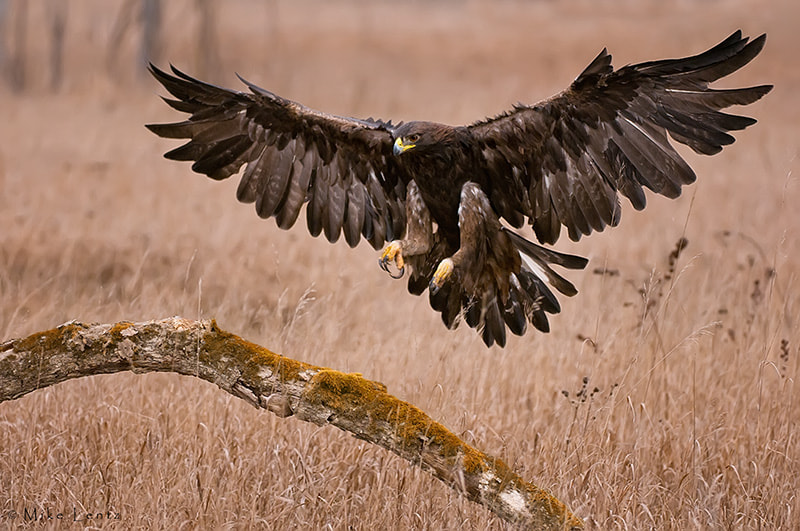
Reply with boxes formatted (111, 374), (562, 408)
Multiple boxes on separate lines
(146, 65), (406, 249)
(470, 30), (772, 244)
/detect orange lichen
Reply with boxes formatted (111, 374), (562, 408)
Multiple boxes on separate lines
(201, 320), (317, 384)
(11, 322), (85, 356)
(103, 319), (581, 528)
(304, 369), (489, 475)
(301, 368), (581, 527)
(108, 321), (134, 338)
(307, 370), (386, 397)
(506, 472), (582, 528)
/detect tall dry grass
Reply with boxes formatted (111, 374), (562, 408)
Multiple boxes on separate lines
(1, 0), (798, 528)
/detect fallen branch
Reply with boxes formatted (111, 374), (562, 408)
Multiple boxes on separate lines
(0, 317), (582, 530)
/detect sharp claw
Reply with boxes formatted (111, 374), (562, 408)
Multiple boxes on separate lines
(429, 258), (454, 294)
(379, 241), (405, 279)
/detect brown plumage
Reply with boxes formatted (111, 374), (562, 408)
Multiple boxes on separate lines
(146, 30), (771, 347)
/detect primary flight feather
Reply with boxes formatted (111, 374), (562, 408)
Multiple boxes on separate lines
(147, 30), (771, 347)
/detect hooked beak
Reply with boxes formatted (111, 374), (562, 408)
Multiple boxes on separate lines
(393, 137), (415, 156)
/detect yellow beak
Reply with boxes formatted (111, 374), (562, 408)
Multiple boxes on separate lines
(393, 137), (415, 155)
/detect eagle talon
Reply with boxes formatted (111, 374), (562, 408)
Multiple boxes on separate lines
(429, 258), (454, 295)
(379, 241), (405, 279)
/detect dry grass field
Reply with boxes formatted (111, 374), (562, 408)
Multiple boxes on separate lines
(1, 0), (799, 528)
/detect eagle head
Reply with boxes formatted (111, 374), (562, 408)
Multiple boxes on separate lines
(393, 121), (453, 156)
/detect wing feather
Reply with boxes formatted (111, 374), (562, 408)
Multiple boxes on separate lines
(255, 143), (294, 219)
(146, 64), (406, 249)
(237, 143), (268, 203)
(276, 146), (314, 229)
(307, 163), (329, 238)
(324, 158), (346, 243)
(470, 31), (771, 244)
(344, 179), (367, 248)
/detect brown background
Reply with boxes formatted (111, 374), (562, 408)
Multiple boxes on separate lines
(1, 1), (798, 528)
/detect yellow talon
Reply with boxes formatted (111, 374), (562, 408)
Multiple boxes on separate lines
(430, 258), (454, 294)
(379, 241), (405, 278)
(380, 241), (399, 263)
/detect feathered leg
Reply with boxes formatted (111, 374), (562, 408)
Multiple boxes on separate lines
(429, 182), (588, 347)
(427, 183), (519, 346)
(379, 180), (433, 278)
(429, 182), (515, 295)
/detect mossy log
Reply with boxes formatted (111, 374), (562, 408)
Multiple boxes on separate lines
(0, 317), (582, 530)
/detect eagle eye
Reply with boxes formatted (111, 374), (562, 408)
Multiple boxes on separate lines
(407, 133), (421, 143)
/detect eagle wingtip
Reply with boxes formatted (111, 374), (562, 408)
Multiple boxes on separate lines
(575, 47), (614, 83)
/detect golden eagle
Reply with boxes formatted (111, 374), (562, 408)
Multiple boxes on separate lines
(147, 31), (770, 347)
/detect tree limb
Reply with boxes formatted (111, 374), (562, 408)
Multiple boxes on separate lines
(0, 317), (582, 530)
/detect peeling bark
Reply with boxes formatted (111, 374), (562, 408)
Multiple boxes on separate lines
(0, 317), (582, 530)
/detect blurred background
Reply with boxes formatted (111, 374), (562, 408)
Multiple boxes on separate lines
(1, 1), (798, 528)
